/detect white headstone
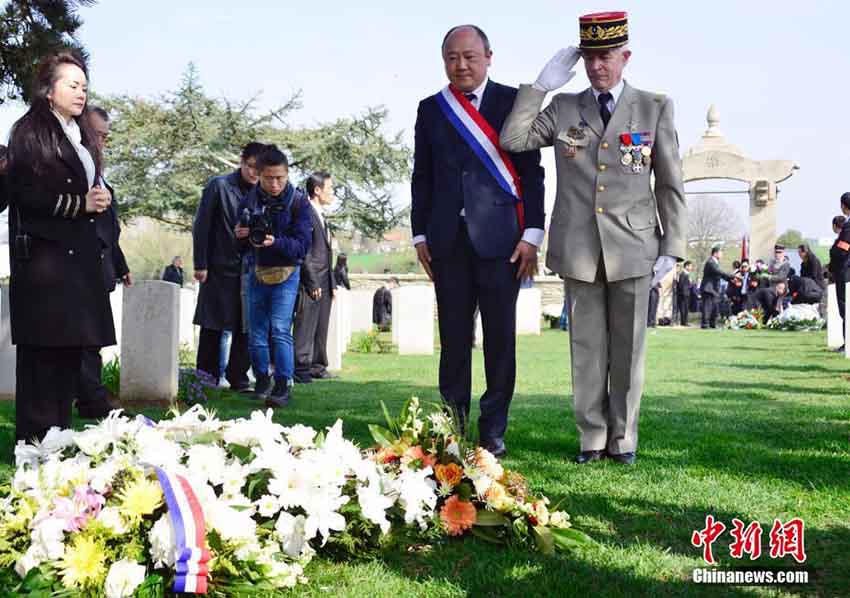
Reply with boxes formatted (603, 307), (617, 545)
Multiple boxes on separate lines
(179, 287), (198, 350)
(121, 281), (179, 405)
(350, 290), (374, 333)
(391, 288), (400, 347)
(516, 288), (542, 335)
(326, 295), (344, 371)
(392, 285), (434, 355)
(0, 285), (15, 399)
(101, 286), (123, 364)
(827, 284), (843, 349)
(337, 289), (352, 349)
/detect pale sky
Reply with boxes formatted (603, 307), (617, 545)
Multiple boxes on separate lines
(1, 0), (847, 239)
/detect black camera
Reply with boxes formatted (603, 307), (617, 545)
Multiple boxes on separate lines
(241, 207), (273, 246)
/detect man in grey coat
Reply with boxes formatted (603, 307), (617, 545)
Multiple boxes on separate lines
(500, 11), (686, 465)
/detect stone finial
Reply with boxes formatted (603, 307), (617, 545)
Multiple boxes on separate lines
(705, 104), (722, 138)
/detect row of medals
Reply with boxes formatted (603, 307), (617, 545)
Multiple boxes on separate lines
(620, 143), (651, 173)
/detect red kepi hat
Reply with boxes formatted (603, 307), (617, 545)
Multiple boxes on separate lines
(579, 11), (629, 50)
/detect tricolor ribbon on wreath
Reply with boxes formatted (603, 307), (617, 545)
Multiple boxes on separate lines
(154, 467), (211, 594)
(434, 85), (525, 229)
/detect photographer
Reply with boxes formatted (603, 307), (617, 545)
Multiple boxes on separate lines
(236, 146), (312, 407)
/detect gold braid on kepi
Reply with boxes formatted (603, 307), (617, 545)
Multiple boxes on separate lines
(579, 11), (628, 50)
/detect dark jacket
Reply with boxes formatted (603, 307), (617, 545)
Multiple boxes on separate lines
(300, 202), (335, 294)
(748, 287), (782, 322)
(7, 125), (115, 347)
(799, 249), (825, 289)
(334, 262), (351, 290)
(828, 222), (850, 282)
(411, 80), (545, 260)
(373, 286), (392, 326)
(239, 183), (312, 268)
(98, 181), (129, 292)
(193, 170), (251, 278)
(700, 257), (735, 297)
(162, 264), (184, 287)
(676, 271), (691, 297)
(0, 173), (7, 213)
(789, 276), (823, 304)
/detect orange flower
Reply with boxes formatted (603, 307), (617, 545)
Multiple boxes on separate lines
(434, 463), (464, 487)
(375, 447), (399, 464)
(401, 446), (437, 469)
(440, 495), (477, 536)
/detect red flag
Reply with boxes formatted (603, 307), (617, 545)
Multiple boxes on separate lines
(741, 236), (749, 262)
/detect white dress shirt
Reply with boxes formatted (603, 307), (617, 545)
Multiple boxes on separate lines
(591, 78), (625, 115)
(412, 77), (545, 249)
(310, 198), (326, 232)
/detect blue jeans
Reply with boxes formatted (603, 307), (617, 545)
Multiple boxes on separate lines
(247, 267), (300, 382)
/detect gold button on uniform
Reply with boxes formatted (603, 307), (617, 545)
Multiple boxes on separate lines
(66, 178), (72, 183)
(599, 164), (607, 171)
(598, 185), (605, 192)
(601, 142), (609, 149)
(596, 207), (604, 214)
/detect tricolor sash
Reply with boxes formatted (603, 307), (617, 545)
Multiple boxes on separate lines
(154, 467), (211, 594)
(435, 85), (525, 229)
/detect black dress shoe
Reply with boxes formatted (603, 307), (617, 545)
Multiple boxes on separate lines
(230, 384), (254, 395)
(480, 439), (506, 458)
(609, 451), (636, 465)
(253, 375), (273, 400)
(573, 450), (606, 464)
(265, 379), (291, 408)
(293, 374), (313, 384)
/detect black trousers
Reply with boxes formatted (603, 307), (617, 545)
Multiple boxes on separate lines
(837, 274), (847, 342)
(647, 288), (660, 327)
(294, 287), (332, 377)
(16, 345), (82, 442)
(77, 347), (109, 408)
(196, 328), (250, 388)
(701, 294), (718, 328)
(677, 294), (689, 326)
(431, 224), (520, 443)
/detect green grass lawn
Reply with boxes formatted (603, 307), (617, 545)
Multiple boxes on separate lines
(347, 251), (422, 275)
(1, 327), (848, 597)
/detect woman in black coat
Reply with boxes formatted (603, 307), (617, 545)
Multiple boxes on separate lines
(798, 244), (825, 289)
(7, 52), (115, 441)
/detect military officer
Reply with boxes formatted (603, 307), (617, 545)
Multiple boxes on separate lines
(500, 11), (686, 465)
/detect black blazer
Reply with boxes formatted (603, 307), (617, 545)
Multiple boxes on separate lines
(411, 80), (545, 260)
(7, 127), (115, 347)
(97, 181), (129, 292)
(193, 170), (250, 278)
(300, 204), (335, 294)
(700, 258), (734, 297)
(162, 264), (184, 287)
(676, 272), (690, 297)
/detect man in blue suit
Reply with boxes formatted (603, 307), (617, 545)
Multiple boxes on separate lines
(411, 25), (545, 457)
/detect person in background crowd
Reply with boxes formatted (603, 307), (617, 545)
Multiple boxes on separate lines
(700, 246), (737, 329)
(294, 171), (337, 384)
(193, 142), (266, 392)
(768, 244), (790, 284)
(237, 146), (312, 407)
(7, 52), (116, 441)
(373, 277), (398, 331)
(671, 262), (682, 323)
(647, 281), (660, 328)
(752, 259), (770, 288)
(798, 244), (825, 290)
(788, 275), (823, 305)
(162, 255), (185, 287)
(675, 261), (693, 326)
(726, 259), (751, 315)
(75, 104), (131, 420)
(334, 253), (351, 290)
(829, 199), (850, 351)
(0, 144), (7, 213)
(749, 279), (788, 323)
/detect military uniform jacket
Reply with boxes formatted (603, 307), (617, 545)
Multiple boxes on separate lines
(500, 82), (686, 282)
(7, 131), (115, 347)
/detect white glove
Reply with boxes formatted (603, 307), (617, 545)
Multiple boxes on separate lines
(651, 256), (677, 287)
(533, 47), (580, 92)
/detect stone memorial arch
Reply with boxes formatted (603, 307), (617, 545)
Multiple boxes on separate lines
(682, 105), (799, 261)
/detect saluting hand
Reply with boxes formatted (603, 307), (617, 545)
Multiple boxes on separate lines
(534, 46), (580, 92)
